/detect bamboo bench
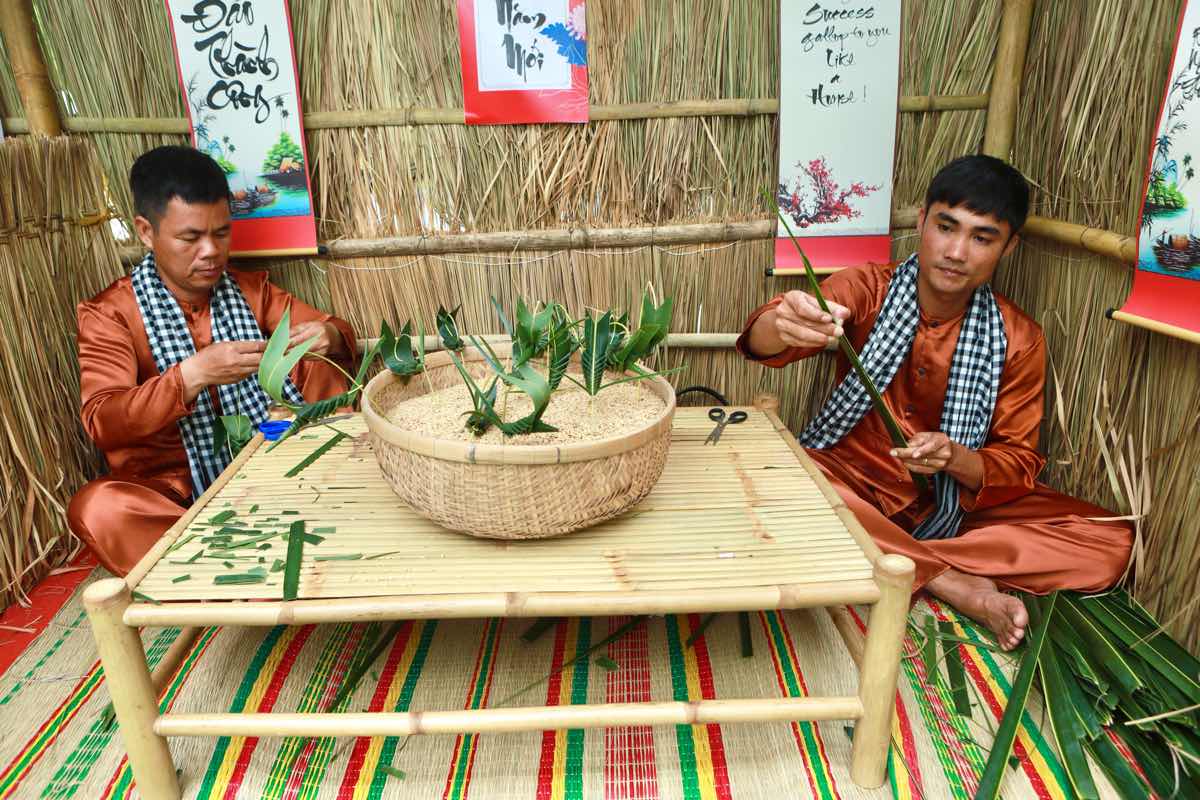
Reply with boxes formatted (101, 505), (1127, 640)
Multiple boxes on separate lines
(83, 398), (913, 800)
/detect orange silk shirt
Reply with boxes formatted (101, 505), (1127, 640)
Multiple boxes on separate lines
(77, 268), (357, 499)
(736, 262), (1047, 525)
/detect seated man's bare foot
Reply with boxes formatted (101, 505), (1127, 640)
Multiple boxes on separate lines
(925, 569), (1028, 650)
(965, 590), (1028, 651)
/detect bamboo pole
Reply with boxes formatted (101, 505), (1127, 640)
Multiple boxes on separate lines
(5, 94), (989, 136)
(122, 580), (881, 627)
(115, 207), (1134, 266)
(155, 696), (864, 738)
(325, 220), (776, 257)
(983, 0), (1035, 159)
(83, 579), (179, 800)
(826, 605), (866, 667)
(1021, 215), (1137, 264)
(1106, 309), (1200, 345)
(849, 554), (915, 788)
(149, 626), (202, 692)
(0, 0), (61, 136)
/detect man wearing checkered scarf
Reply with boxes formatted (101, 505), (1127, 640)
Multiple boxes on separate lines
(68, 146), (357, 576)
(739, 156), (1133, 651)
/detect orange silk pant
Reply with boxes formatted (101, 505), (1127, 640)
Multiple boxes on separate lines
(817, 460), (1134, 594)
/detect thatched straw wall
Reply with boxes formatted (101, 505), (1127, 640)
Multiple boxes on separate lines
(1, 1), (1195, 648)
(0, 137), (124, 607)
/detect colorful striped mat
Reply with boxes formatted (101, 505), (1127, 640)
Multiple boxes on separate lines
(0, 572), (1137, 799)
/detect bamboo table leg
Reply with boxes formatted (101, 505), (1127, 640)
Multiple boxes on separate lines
(849, 554), (914, 787)
(83, 578), (180, 800)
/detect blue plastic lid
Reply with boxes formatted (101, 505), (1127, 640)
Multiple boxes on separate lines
(258, 419), (291, 441)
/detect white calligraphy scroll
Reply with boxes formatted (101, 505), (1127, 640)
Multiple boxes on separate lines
(458, 0), (589, 124)
(165, 0), (317, 255)
(775, 1), (903, 268)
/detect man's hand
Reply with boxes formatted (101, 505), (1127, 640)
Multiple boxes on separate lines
(890, 432), (955, 474)
(747, 290), (851, 356)
(890, 432), (985, 491)
(288, 320), (342, 358)
(180, 340), (266, 403)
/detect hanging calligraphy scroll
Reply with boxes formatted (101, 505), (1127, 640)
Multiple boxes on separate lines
(164, 0), (318, 256)
(775, 1), (902, 270)
(1112, 0), (1200, 344)
(457, 0), (589, 125)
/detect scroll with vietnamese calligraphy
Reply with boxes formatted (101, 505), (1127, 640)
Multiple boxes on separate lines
(164, 0), (318, 256)
(775, 1), (902, 270)
(457, 0), (588, 125)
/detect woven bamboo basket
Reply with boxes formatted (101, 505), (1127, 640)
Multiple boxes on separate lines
(361, 343), (676, 539)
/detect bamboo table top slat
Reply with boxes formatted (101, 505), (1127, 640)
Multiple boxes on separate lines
(134, 408), (873, 602)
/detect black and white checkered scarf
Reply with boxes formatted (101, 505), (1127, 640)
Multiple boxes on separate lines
(131, 253), (302, 497)
(798, 254), (1008, 539)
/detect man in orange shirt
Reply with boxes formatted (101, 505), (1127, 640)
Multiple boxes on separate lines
(69, 146), (356, 576)
(739, 155), (1132, 650)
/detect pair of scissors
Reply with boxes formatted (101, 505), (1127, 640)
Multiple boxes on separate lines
(704, 407), (747, 445)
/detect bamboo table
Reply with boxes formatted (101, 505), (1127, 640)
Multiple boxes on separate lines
(83, 397), (913, 800)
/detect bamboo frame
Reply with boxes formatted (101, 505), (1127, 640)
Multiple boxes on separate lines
(850, 554), (915, 787)
(83, 579), (179, 800)
(0, 0), (60, 136)
(121, 213), (1137, 268)
(0, 94), (990, 136)
(155, 696), (865, 738)
(983, 0), (1035, 159)
(123, 581), (882, 627)
(1021, 215), (1137, 264)
(755, 394), (885, 564)
(91, 404), (909, 794)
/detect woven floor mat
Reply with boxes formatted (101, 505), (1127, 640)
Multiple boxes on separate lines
(0, 570), (1131, 799)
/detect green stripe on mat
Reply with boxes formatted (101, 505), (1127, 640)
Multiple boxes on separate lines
(41, 627), (197, 798)
(664, 615), (702, 800)
(446, 619), (503, 800)
(949, 610), (1072, 791)
(295, 622), (387, 800)
(197, 626), (288, 798)
(0, 611), (88, 707)
(761, 611), (838, 800)
(88, 628), (221, 800)
(899, 637), (976, 799)
(260, 623), (359, 798)
(367, 620), (437, 799)
(565, 618), (592, 800)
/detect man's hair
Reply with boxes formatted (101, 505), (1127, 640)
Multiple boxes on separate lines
(130, 146), (231, 226)
(924, 154), (1030, 234)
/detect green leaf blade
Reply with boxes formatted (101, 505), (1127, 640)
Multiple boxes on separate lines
(283, 520), (305, 601)
(975, 592), (1058, 800)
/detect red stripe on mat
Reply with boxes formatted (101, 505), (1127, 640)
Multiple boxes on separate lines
(221, 626), (318, 800)
(0, 553), (97, 676)
(689, 614), (733, 800)
(536, 620), (569, 799)
(335, 622), (414, 799)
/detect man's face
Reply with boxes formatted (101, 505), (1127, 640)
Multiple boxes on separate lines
(916, 201), (1018, 304)
(133, 197), (231, 301)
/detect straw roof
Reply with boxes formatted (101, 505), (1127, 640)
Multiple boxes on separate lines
(0, 0), (1195, 649)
